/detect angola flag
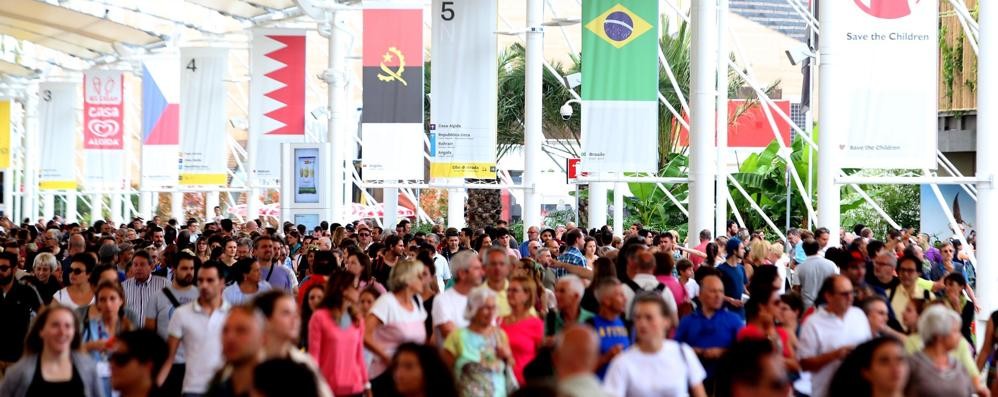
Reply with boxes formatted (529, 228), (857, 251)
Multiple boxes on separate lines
(362, 8), (423, 123)
(581, 0), (659, 173)
(361, 7), (425, 181)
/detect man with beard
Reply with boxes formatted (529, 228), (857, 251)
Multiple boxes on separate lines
(145, 251), (200, 396)
(0, 251), (42, 375)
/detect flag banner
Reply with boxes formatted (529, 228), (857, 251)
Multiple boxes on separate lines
(0, 100), (10, 170)
(83, 70), (125, 150)
(829, 0), (938, 169)
(250, 29), (306, 187)
(141, 55), (180, 190)
(361, 7), (424, 181)
(38, 82), (78, 190)
(179, 48), (228, 186)
(83, 70), (126, 189)
(676, 99), (793, 148)
(581, 0), (658, 174)
(429, 0), (497, 179)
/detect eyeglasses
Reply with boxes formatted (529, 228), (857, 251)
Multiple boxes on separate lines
(109, 351), (134, 366)
(899, 267), (919, 274)
(0, 265), (10, 272)
(359, 233), (371, 237)
(70, 268), (86, 275)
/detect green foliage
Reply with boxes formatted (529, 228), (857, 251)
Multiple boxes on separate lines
(544, 208), (577, 228)
(840, 172), (921, 235)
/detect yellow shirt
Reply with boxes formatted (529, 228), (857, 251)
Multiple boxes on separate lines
(476, 279), (511, 317)
(891, 282), (930, 332)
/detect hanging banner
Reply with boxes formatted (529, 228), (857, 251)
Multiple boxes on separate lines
(0, 100), (10, 170)
(179, 48), (228, 186)
(250, 29), (306, 187)
(38, 82), (78, 190)
(429, 0), (497, 179)
(828, 0), (938, 169)
(920, 184), (975, 244)
(581, 0), (659, 174)
(141, 55), (180, 190)
(83, 70), (125, 189)
(361, 6), (424, 181)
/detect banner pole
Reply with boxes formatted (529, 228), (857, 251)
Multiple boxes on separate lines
(689, 0), (717, 247)
(522, 0), (544, 236)
(65, 191), (77, 223)
(714, 0), (729, 239)
(816, 0), (840, 247)
(976, 0), (997, 319)
(325, 13), (347, 224)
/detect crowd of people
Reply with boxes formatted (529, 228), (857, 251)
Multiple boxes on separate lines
(0, 213), (990, 397)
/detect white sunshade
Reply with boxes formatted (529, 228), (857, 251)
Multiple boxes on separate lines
(0, 59), (37, 78)
(187, 0), (298, 19)
(0, 0), (162, 60)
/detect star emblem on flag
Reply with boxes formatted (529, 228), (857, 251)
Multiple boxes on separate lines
(377, 46), (408, 86)
(585, 3), (653, 49)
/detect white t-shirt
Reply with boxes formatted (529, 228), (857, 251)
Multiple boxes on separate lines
(798, 306), (872, 397)
(167, 300), (231, 394)
(52, 288), (94, 310)
(603, 340), (706, 397)
(683, 279), (699, 301)
(622, 274), (678, 320)
(369, 293), (427, 377)
(431, 288), (469, 345)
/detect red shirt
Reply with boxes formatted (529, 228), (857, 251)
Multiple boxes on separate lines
(737, 324), (792, 358)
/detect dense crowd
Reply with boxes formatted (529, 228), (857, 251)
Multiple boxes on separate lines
(0, 214), (989, 397)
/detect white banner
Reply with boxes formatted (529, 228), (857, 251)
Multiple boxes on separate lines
(429, 0), (497, 179)
(83, 70), (125, 189)
(141, 55), (180, 190)
(829, 0), (938, 169)
(361, 123), (424, 181)
(249, 29), (306, 187)
(38, 82), (78, 190)
(179, 48), (228, 186)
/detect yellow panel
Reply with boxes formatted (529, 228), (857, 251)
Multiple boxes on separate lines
(39, 181), (77, 190)
(180, 173), (227, 186)
(0, 101), (8, 169)
(430, 163), (496, 179)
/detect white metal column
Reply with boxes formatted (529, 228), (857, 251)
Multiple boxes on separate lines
(714, 0), (729, 239)
(42, 193), (54, 220)
(171, 191), (183, 221)
(65, 191), (77, 223)
(206, 191), (220, 222)
(24, 93), (38, 222)
(817, 0), (841, 246)
(522, 0), (544, 236)
(587, 182), (607, 229)
(325, 13), (348, 223)
(91, 193), (102, 224)
(383, 187), (398, 233)
(689, 0), (718, 247)
(613, 182), (624, 236)
(110, 193), (122, 225)
(448, 188), (466, 228)
(976, 0), (997, 318)
(139, 191), (152, 221)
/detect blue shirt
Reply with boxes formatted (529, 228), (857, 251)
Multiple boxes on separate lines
(261, 263), (294, 292)
(556, 247), (587, 279)
(929, 260), (966, 281)
(518, 240), (532, 259)
(674, 308), (743, 376)
(587, 314), (631, 379)
(794, 242), (806, 264)
(716, 262), (748, 318)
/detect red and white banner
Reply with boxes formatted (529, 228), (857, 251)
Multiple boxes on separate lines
(83, 70), (124, 150)
(250, 28), (306, 187)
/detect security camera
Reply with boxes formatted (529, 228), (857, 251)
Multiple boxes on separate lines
(560, 103), (573, 120)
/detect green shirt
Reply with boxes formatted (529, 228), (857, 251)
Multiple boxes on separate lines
(545, 307), (595, 336)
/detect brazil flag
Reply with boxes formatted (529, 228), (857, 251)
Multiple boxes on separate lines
(581, 0), (658, 174)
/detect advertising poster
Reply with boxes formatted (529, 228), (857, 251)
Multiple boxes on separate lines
(38, 82), (78, 190)
(826, 0), (939, 168)
(294, 147), (319, 204)
(920, 184), (975, 244)
(179, 47), (229, 186)
(0, 100), (9, 170)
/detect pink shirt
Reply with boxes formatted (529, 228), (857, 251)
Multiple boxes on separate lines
(656, 275), (688, 305)
(309, 309), (368, 395)
(691, 241), (708, 268)
(499, 315), (544, 385)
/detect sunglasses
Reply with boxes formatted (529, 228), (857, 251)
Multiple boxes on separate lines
(70, 268), (86, 275)
(359, 233), (371, 237)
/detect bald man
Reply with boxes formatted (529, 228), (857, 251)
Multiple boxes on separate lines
(555, 325), (612, 397)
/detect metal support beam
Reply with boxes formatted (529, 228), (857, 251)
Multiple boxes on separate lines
(976, 0), (997, 320)
(715, 0), (730, 239)
(817, 0), (841, 247)
(522, 0), (544, 235)
(689, 0), (717, 247)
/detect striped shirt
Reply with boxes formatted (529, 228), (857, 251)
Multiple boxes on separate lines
(556, 246), (588, 279)
(122, 275), (169, 321)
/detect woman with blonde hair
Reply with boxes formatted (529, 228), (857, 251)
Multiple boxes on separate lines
(364, 259), (427, 396)
(500, 275), (543, 385)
